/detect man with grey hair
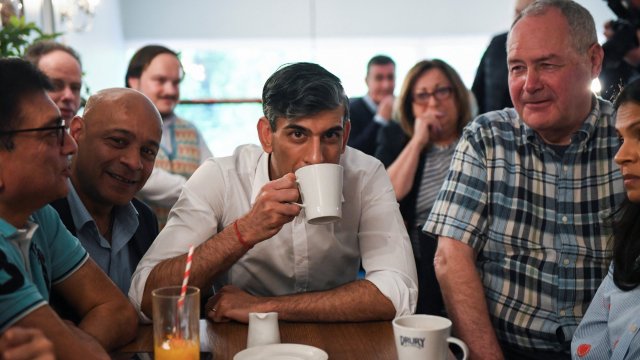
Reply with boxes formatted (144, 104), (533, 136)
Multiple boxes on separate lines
(424, 1), (624, 359)
(130, 62), (417, 324)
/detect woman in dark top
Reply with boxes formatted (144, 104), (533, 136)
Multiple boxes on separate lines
(375, 59), (472, 314)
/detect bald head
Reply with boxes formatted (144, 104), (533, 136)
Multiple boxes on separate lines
(83, 88), (161, 126)
(70, 87), (162, 210)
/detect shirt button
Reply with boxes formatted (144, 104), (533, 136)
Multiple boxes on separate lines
(563, 259), (570, 266)
(559, 310), (566, 316)
(563, 165), (568, 172)
(562, 216), (568, 224)
(630, 324), (638, 333)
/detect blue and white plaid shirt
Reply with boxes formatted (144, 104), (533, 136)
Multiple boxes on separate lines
(424, 97), (625, 352)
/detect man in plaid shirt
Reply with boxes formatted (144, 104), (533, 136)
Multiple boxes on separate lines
(423, 1), (625, 359)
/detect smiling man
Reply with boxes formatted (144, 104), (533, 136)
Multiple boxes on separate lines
(423, 1), (625, 359)
(130, 62), (417, 323)
(126, 45), (212, 229)
(50, 88), (162, 295)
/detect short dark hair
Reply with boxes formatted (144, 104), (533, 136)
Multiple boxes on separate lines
(366, 55), (395, 76)
(125, 45), (183, 87)
(262, 62), (349, 130)
(0, 58), (53, 150)
(24, 40), (82, 69)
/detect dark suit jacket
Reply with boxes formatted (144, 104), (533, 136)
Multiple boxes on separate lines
(348, 97), (381, 156)
(48, 197), (159, 321)
(471, 32), (513, 114)
(374, 121), (425, 228)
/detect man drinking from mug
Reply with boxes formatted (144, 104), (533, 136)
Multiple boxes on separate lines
(129, 62), (418, 323)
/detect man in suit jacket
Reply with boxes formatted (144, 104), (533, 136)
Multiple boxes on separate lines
(471, 0), (534, 114)
(50, 88), (161, 295)
(347, 55), (395, 156)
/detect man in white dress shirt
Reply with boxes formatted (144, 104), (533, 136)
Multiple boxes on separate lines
(130, 62), (418, 323)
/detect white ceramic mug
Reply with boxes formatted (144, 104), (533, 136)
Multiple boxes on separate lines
(247, 312), (280, 348)
(294, 163), (343, 225)
(392, 315), (468, 360)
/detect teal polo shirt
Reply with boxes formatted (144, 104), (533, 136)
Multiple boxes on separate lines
(0, 205), (87, 331)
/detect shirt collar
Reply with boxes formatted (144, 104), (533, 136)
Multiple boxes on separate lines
(250, 151), (271, 205)
(67, 180), (139, 249)
(0, 216), (38, 239)
(363, 95), (378, 113)
(67, 179), (96, 231)
(162, 113), (177, 126)
(524, 95), (603, 146)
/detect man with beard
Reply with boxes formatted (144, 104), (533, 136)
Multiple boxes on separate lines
(126, 45), (212, 228)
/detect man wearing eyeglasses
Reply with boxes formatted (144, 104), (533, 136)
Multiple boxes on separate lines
(0, 59), (137, 358)
(49, 88), (162, 297)
(424, 1), (625, 359)
(347, 55), (395, 156)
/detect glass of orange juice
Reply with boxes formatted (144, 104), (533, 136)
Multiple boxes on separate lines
(152, 286), (200, 360)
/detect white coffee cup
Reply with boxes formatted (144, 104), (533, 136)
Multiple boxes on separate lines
(247, 312), (280, 348)
(294, 163), (343, 225)
(392, 315), (468, 360)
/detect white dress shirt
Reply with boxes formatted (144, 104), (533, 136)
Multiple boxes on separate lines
(129, 144), (417, 319)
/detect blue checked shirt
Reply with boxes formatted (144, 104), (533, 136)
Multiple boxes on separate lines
(571, 265), (640, 359)
(423, 97), (625, 352)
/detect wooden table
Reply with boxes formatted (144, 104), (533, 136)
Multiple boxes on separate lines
(115, 319), (398, 359)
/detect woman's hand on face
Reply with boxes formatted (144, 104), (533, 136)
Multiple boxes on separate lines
(413, 111), (443, 148)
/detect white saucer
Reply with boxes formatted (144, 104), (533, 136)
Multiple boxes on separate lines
(233, 343), (329, 360)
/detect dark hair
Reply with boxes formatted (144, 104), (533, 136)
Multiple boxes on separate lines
(23, 40), (83, 69)
(262, 62), (349, 130)
(0, 58), (53, 150)
(366, 55), (395, 76)
(125, 45), (183, 87)
(396, 59), (471, 138)
(610, 79), (640, 290)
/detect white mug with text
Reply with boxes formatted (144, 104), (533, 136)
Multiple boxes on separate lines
(392, 315), (468, 360)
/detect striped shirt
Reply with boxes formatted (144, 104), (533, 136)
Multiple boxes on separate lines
(423, 98), (625, 352)
(571, 265), (640, 359)
(414, 142), (457, 229)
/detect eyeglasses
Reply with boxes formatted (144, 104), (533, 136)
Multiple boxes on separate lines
(413, 86), (453, 104)
(0, 119), (67, 147)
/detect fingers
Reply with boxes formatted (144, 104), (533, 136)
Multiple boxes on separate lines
(0, 328), (54, 360)
(205, 293), (225, 323)
(205, 286), (249, 323)
(243, 173), (303, 242)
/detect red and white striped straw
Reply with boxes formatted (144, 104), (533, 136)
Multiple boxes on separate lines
(177, 244), (194, 310)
